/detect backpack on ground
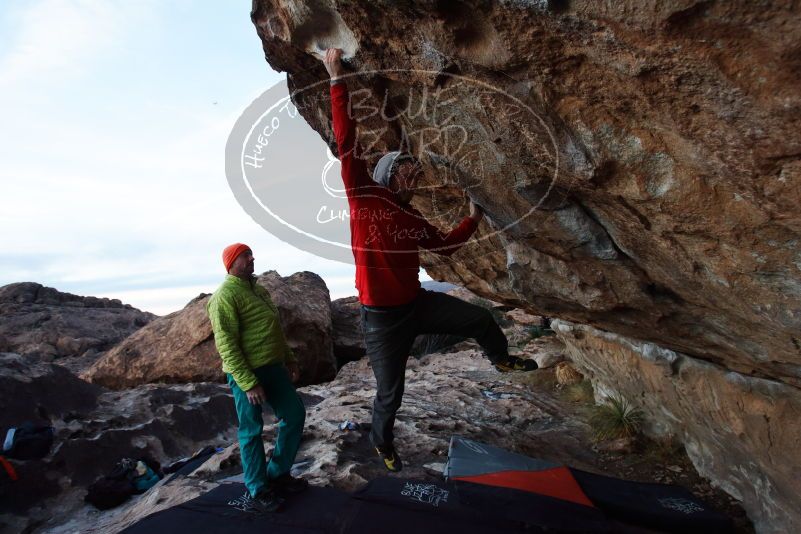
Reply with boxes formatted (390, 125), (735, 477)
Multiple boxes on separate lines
(85, 456), (163, 510)
(2, 423), (54, 460)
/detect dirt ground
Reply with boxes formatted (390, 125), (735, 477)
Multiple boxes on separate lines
(35, 339), (754, 533)
(281, 344), (755, 533)
(520, 368), (754, 533)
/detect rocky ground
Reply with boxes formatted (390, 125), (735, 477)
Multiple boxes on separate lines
(1, 352), (238, 533)
(25, 337), (751, 534)
(0, 280), (754, 533)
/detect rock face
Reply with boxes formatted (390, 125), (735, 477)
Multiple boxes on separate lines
(82, 271), (336, 388)
(251, 0), (801, 378)
(0, 282), (153, 365)
(0, 351), (237, 517)
(259, 271), (337, 384)
(50, 382), (237, 488)
(554, 320), (801, 532)
(0, 352), (101, 429)
(81, 294), (219, 388)
(251, 2), (801, 531)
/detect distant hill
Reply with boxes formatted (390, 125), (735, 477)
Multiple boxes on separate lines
(420, 280), (458, 293)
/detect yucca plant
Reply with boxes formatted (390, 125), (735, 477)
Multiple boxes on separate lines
(590, 394), (644, 441)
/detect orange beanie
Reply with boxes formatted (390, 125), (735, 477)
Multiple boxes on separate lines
(222, 243), (251, 272)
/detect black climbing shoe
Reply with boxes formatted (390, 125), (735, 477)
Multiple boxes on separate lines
(375, 446), (403, 473)
(272, 473), (309, 495)
(251, 487), (285, 513)
(494, 355), (539, 373)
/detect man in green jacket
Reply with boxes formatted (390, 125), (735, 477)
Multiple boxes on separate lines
(207, 242), (307, 513)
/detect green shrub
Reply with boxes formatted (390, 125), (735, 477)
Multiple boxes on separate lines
(590, 394), (644, 441)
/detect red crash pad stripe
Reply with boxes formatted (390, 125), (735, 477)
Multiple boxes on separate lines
(0, 456), (17, 481)
(454, 467), (595, 508)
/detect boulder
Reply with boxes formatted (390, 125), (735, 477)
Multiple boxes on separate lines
(259, 271), (337, 384)
(253, 0), (801, 381)
(330, 296), (365, 365)
(0, 352), (101, 430)
(51, 383), (237, 487)
(2, 380), (237, 515)
(0, 351), (236, 515)
(0, 282), (153, 367)
(81, 294), (218, 388)
(251, 2), (801, 530)
(82, 271), (336, 388)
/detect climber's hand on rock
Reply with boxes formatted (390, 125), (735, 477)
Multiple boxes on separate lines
(469, 200), (484, 222)
(246, 384), (266, 405)
(323, 48), (346, 80)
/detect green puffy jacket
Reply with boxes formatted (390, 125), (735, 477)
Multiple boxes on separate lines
(207, 274), (296, 391)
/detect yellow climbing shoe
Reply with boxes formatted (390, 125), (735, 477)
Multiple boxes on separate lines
(494, 355), (539, 373)
(375, 446), (403, 473)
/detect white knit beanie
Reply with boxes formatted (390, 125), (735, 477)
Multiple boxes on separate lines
(372, 151), (416, 187)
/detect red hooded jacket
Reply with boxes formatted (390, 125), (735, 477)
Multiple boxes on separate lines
(330, 82), (478, 306)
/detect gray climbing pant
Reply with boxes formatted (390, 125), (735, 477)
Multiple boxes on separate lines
(360, 288), (508, 449)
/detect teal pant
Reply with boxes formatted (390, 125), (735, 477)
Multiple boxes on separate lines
(226, 364), (305, 497)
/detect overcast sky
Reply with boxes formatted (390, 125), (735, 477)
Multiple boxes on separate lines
(0, 1), (433, 314)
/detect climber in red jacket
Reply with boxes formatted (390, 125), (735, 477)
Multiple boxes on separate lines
(322, 48), (537, 473)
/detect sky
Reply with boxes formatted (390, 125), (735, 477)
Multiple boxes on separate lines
(0, 0), (431, 315)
